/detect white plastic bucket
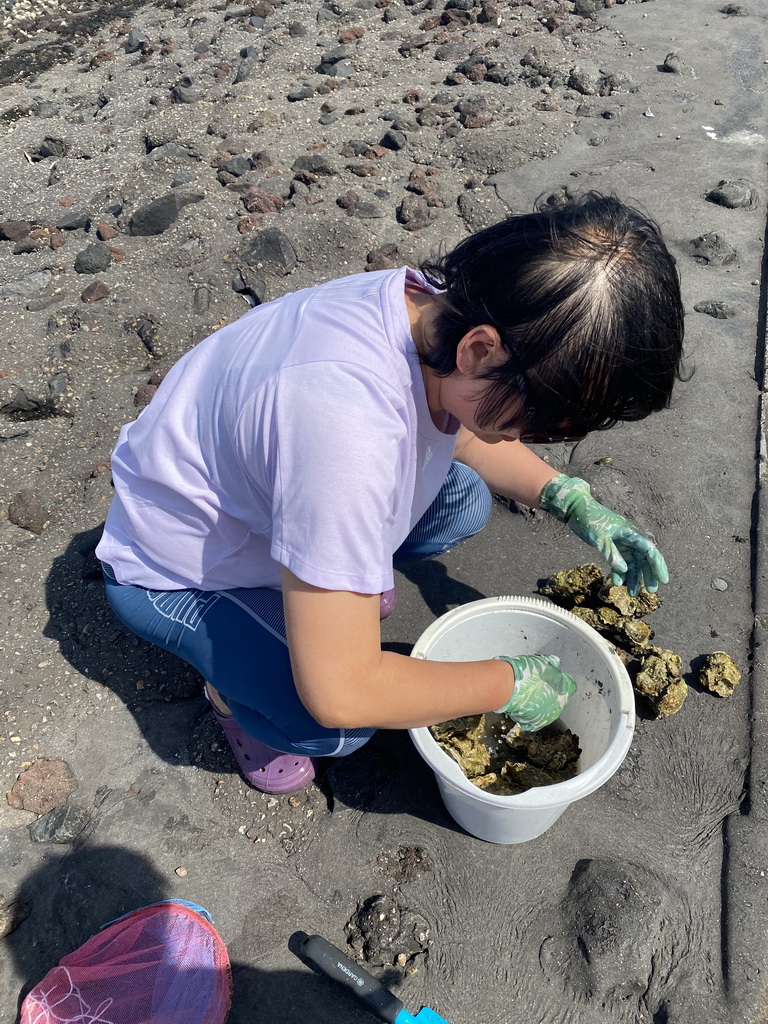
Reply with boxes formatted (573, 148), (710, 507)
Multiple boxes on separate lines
(409, 596), (635, 844)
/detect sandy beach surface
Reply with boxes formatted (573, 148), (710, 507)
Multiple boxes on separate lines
(1, 1), (767, 1021)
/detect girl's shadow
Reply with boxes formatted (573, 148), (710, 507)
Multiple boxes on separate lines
(42, 525), (231, 775)
(7, 844), (393, 1024)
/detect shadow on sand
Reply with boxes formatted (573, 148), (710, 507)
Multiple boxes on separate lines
(6, 844), (402, 1024)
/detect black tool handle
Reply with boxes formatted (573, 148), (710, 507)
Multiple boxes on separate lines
(299, 934), (404, 1023)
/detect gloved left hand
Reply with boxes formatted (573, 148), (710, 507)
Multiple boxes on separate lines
(539, 473), (668, 597)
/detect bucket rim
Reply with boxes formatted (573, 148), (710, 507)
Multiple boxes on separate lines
(408, 594), (636, 808)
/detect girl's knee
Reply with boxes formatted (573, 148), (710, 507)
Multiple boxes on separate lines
(447, 461), (492, 537)
(291, 727), (375, 758)
(464, 474), (493, 537)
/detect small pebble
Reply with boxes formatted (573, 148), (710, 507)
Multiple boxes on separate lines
(175, 866), (188, 877)
(711, 578), (728, 591)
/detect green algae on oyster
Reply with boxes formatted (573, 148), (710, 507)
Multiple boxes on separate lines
(634, 646), (687, 718)
(698, 652), (741, 697)
(598, 583), (637, 617)
(430, 714), (581, 796)
(569, 604), (654, 650)
(473, 762), (569, 796)
(430, 715), (490, 778)
(540, 565), (656, 648)
(539, 563), (604, 607)
(539, 563), (679, 713)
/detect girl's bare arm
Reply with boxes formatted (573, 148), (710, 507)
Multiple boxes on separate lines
(453, 426), (559, 508)
(281, 566), (514, 730)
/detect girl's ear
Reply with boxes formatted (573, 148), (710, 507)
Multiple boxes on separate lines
(455, 324), (505, 376)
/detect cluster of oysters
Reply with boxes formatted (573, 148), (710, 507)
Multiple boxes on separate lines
(430, 714), (581, 797)
(430, 564), (742, 795)
(538, 563), (741, 718)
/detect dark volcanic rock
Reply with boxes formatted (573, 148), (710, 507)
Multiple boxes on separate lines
(0, 270), (53, 298)
(28, 803), (89, 844)
(74, 241), (112, 274)
(688, 232), (738, 266)
(220, 155), (251, 177)
(1, 386), (56, 418)
(457, 95), (495, 129)
(292, 154), (338, 176)
(232, 267), (267, 305)
(661, 52), (686, 74)
(288, 85), (314, 102)
(397, 195), (432, 231)
(124, 27), (149, 54)
(8, 490), (49, 534)
(128, 191), (205, 235)
(130, 317), (161, 355)
(12, 237), (42, 254)
(694, 300), (738, 319)
(380, 128), (407, 150)
(26, 290), (63, 312)
(568, 64), (601, 95)
(317, 45), (353, 76)
(336, 190), (383, 218)
(56, 210), (90, 230)
(35, 100), (59, 117)
(706, 179), (760, 210)
(31, 136), (67, 160)
(234, 50), (263, 84)
(241, 227), (297, 274)
(171, 77), (202, 104)
(574, 0), (604, 15)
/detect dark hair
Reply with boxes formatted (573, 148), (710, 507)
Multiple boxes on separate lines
(419, 192), (686, 436)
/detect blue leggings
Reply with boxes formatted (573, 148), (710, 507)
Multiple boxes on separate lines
(102, 461), (491, 758)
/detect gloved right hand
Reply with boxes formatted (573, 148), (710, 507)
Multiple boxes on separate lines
(494, 654), (576, 732)
(539, 473), (668, 596)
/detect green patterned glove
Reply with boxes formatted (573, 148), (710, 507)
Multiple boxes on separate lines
(495, 654), (576, 732)
(540, 473), (669, 597)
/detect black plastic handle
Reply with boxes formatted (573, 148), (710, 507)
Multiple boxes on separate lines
(298, 933), (404, 1023)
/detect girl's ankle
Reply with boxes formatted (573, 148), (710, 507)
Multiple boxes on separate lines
(204, 682), (232, 716)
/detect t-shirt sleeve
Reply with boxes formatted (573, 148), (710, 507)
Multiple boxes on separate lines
(237, 362), (407, 593)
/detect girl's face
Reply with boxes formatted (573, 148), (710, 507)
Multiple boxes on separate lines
(439, 370), (526, 444)
(427, 324), (529, 443)
(427, 324), (584, 446)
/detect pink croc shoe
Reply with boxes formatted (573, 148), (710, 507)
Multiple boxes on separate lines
(208, 701), (316, 794)
(379, 586), (397, 619)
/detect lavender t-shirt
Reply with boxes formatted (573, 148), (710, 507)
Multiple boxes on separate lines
(96, 267), (459, 593)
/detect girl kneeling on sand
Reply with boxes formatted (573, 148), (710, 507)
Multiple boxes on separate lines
(97, 192), (684, 794)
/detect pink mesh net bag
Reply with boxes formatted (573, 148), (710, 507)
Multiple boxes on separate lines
(20, 900), (231, 1024)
